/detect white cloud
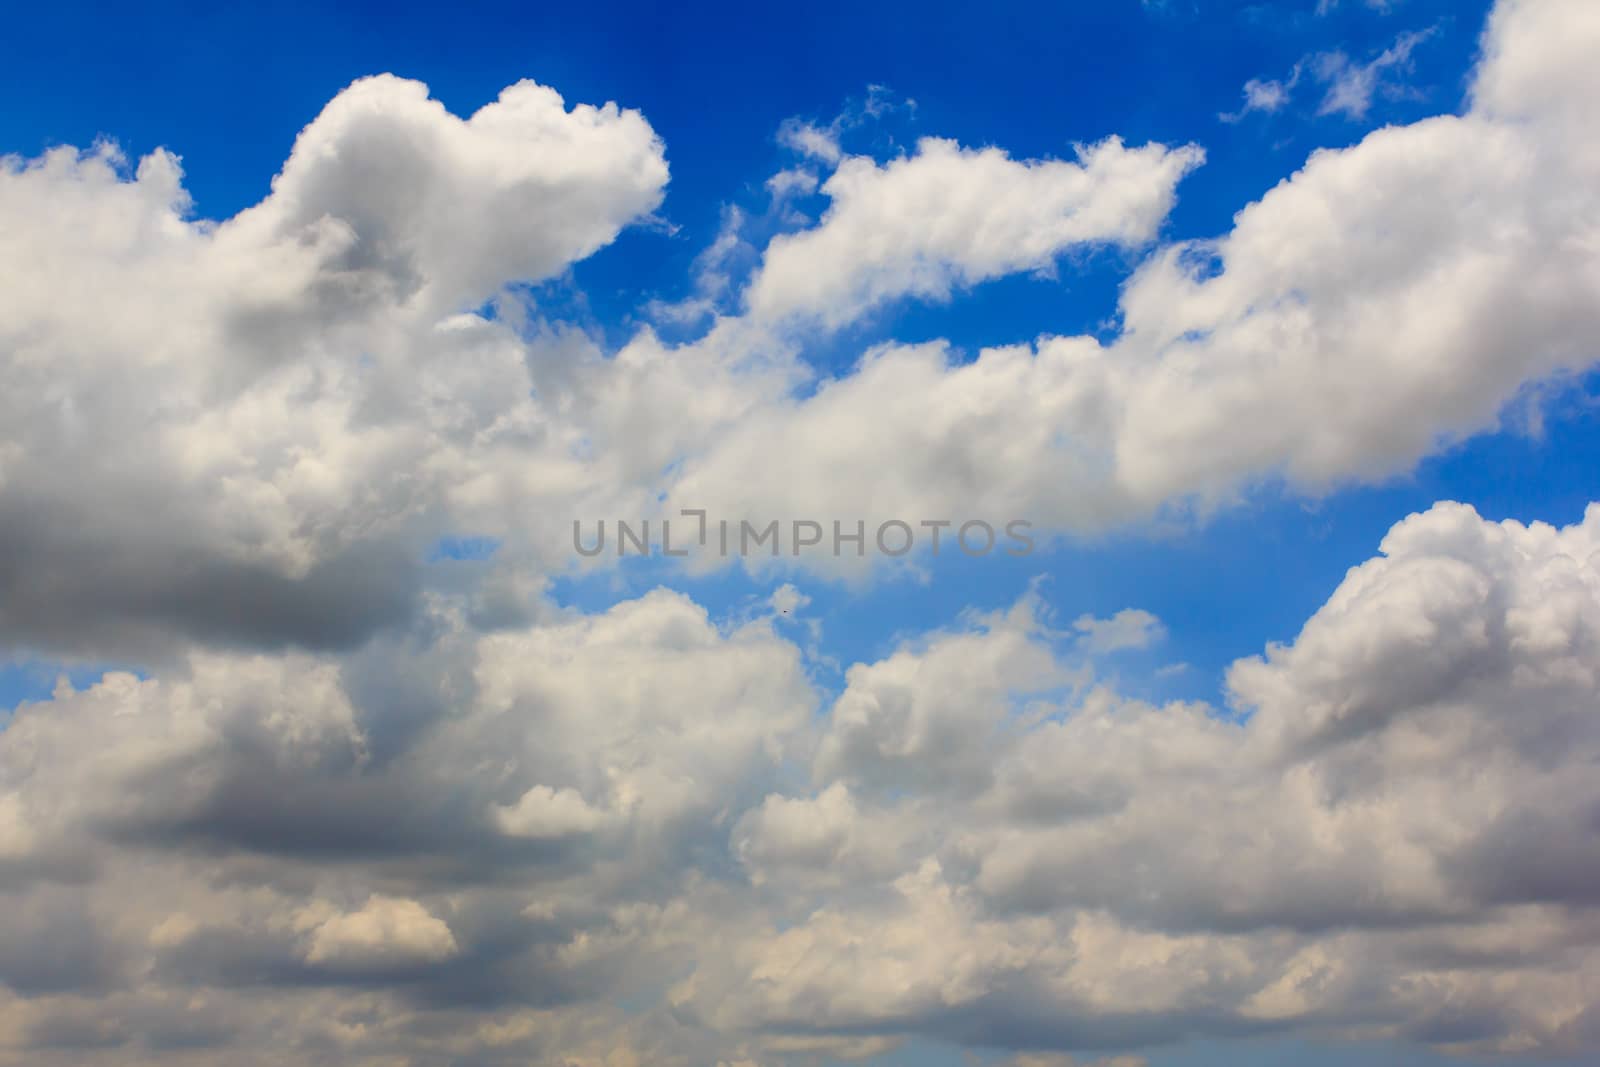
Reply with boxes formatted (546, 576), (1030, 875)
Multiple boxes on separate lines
(300, 895), (459, 968)
(745, 135), (1203, 330)
(0, 74), (669, 656)
(1073, 609), (1165, 653)
(1220, 65), (1304, 123)
(689, 501), (1600, 1056)
(0, 2), (1598, 1061)
(493, 785), (609, 839)
(776, 118), (842, 164)
(666, 0), (1600, 570)
(0, 501), (1597, 1061)
(764, 166), (819, 201)
(1314, 27), (1436, 120)
(2, 1), (1594, 644)
(245, 74), (669, 315)
(814, 595), (1069, 792)
(768, 583), (809, 616)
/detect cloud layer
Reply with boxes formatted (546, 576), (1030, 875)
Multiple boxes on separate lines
(1, 0), (1599, 1063)
(2, 501), (1598, 1063)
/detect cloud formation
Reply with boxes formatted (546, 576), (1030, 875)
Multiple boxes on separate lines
(0, 74), (668, 657)
(745, 136), (1204, 329)
(669, 0), (1600, 566)
(1, 1), (1599, 1063)
(1, 502), (1598, 1062)
(3, 0), (1598, 644)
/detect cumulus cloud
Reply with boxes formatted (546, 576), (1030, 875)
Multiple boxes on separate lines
(0, 74), (668, 658)
(493, 785), (610, 840)
(0, 77), (1200, 651)
(1, 1), (1599, 1063)
(692, 501), (1600, 1056)
(0, 588), (814, 1062)
(300, 896), (459, 969)
(0, 497), (1598, 1061)
(667, 0), (1600, 565)
(745, 136), (1204, 329)
(2, 0), (1596, 654)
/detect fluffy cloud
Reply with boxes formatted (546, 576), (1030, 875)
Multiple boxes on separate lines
(0, 74), (668, 658)
(693, 501), (1600, 1056)
(744, 135), (1204, 329)
(0, 589), (813, 1063)
(666, 0), (1600, 563)
(299, 896), (459, 969)
(0, 502), (1596, 1062)
(0, 77), (1202, 652)
(2, 0), (1599, 1063)
(6, 1), (1594, 642)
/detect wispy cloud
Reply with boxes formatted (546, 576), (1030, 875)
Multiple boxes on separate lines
(1314, 26), (1437, 118)
(1220, 64), (1304, 123)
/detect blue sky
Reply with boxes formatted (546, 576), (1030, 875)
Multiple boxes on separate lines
(2, 1), (1599, 1065)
